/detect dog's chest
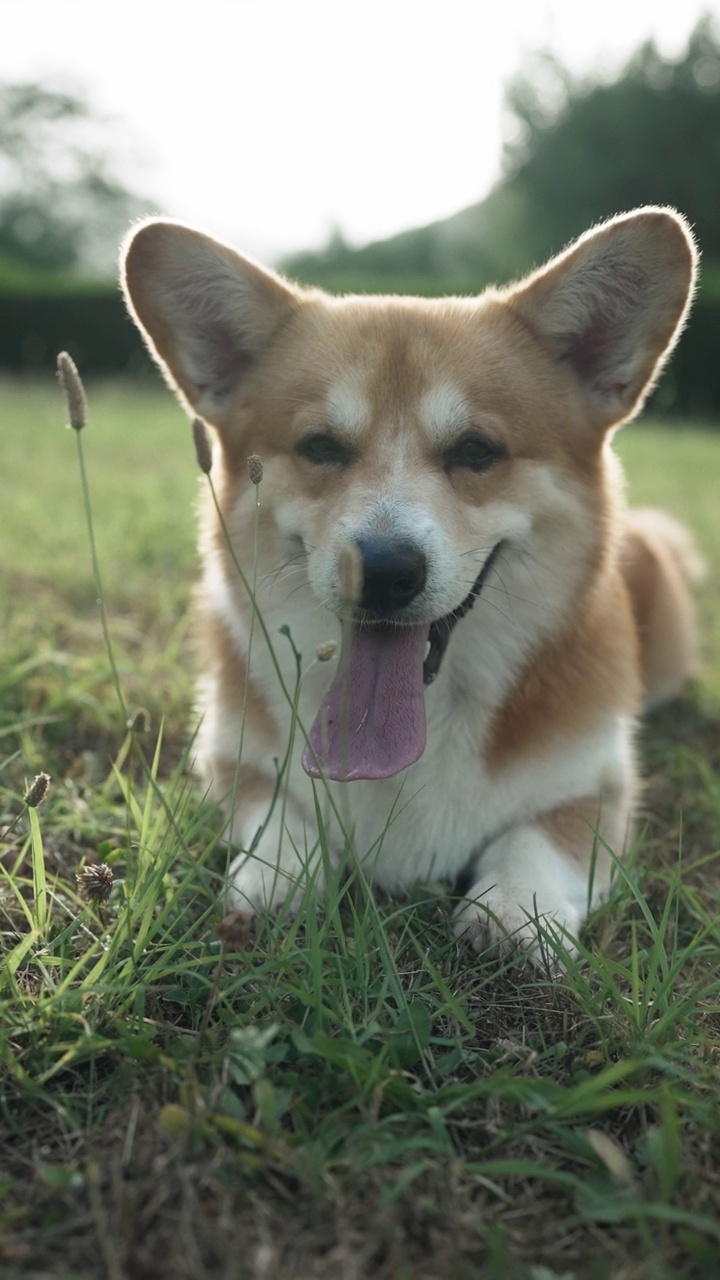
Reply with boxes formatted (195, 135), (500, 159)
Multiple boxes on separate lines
(333, 727), (497, 887)
(224, 565), (627, 891)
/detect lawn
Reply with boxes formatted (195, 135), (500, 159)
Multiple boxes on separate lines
(1, 375), (719, 1280)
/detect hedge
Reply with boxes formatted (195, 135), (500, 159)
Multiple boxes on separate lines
(0, 284), (718, 417)
(0, 288), (148, 376)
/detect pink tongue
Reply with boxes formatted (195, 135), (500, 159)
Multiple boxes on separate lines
(302, 625), (428, 781)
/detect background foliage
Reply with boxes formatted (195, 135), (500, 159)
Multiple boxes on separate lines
(0, 82), (149, 276)
(1, 20), (719, 413)
(284, 18), (720, 416)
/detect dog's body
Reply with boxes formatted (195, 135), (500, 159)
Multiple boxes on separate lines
(123, 207), (700, 957)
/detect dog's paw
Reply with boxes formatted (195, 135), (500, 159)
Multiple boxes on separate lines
(453, 890), (582, 965)
(224, 802), (324, 919)
(226, 850), (309, 917)
(453, 828), (589, 967)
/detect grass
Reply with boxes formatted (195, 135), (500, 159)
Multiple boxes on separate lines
(1, 374), (720, 1280)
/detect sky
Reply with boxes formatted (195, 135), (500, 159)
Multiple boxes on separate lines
(1, 0), (717, 263)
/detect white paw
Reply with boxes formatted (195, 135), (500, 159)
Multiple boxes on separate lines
(453, 889), (583, 964)
(225, 804), (323, 918)
(226, 850), (304, 916)
(453, 826), (589, 965)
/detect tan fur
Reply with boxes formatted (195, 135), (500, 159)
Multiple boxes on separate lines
(621, 509), (704, 707)
(195, 609), (277, 750)
(121, 206), (702, 960)
(487, 566), (642, 772)
(538, 795), (629, 872)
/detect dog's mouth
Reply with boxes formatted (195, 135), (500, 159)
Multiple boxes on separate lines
(301, 544), (503, 782)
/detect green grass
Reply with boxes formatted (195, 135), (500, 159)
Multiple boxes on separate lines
(1, 376), (720, 1280)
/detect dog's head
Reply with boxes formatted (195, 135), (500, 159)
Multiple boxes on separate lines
(122, 208), (696, 780)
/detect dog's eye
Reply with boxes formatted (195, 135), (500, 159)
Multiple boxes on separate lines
(444, 434), (502, 472)
(296, 433), (354, 466)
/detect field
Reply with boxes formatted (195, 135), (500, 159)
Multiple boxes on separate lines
(1, 375), (720, 1280)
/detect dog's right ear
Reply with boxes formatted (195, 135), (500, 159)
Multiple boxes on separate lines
(121, 219), (301, 423)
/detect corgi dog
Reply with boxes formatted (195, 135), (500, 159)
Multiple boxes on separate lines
(122, 207), (700, 960)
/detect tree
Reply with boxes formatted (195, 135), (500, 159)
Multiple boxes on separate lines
(500, 16), (720, 268)
(281, 19), (720, 412)
(0, 81), (150, 276)
(284, 17), (720, 292)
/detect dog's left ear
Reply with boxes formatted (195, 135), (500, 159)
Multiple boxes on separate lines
(122, 218), (301, 423)
(508, 207), (698, 429)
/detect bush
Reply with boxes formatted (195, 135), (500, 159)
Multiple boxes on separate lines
(1, 271), (718, 417)
(0, 284), (148, 375)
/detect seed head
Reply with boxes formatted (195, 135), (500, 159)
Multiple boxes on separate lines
(338, 543), (363, 606)
(247, 453), (264, 486)
(24, 772), (51, 808)
(192, 417), (213, 474)
(215, 908), (253, 948)
(57, 352), (88, 430)
(315, 640), (337, 662)
(127, 707), (150, 735)
(76, 863), (114, 905)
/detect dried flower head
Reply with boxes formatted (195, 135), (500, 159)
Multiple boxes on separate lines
(127, 707), (150, 735)
(338, 542), (363, 606)
(192, 417), (213, 474)
(24, 772), (51, 808)
(247, 453), (264, 486)
(57, 352), (88, 430)
(315, 640), (337, 663)
(76, 863), (114, 905)
(215, 908), (253, 949)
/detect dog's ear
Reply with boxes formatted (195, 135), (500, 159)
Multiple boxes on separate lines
(121, 219), (301, 422)
(508, 207), (698, 429)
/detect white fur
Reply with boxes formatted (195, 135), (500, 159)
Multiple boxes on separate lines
(197, 448), (630, 964)
(420, 383), (471, 444)
(199, 491), (635, 962)
(454, 827), (591, 956)
(325, 381), (372, 442)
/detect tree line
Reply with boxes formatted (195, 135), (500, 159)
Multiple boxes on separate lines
(283, 18), (720, 415)
(1, 20), (719, 413)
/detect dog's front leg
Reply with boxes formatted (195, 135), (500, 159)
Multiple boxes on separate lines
(224, 789), (324, 918)
(453, 796), (629, 963)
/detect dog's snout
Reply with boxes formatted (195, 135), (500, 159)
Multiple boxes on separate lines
(356, 538), (427, 615)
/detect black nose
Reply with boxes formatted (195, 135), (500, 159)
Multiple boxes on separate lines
(356, 538), (427, 615)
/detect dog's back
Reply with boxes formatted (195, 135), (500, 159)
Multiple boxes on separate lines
(622, 508), (704, 709)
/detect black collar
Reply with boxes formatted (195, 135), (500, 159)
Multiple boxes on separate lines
(423, 542), (504, 686)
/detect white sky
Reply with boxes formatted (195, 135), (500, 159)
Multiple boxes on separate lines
(1, 0), (716, 262)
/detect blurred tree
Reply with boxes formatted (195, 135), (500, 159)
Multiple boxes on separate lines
(285, 17), (720, 290)
(0, 81), (150, 276)
(281, 18), (720, 412)
(500, 15), (720, 267)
